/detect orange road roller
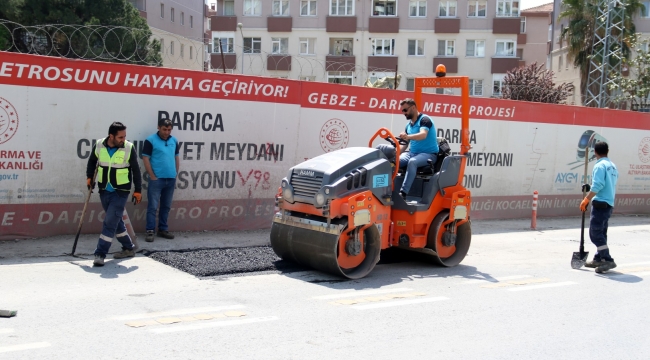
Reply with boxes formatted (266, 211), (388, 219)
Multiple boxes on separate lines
(270, 74), (473, 279)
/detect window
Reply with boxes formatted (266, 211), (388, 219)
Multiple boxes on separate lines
(327, 71), (353, 85)
(171, 7), (175, 22)
(408, 39), (424, 56)
(213, 37), (234, 53)
(373, 0), (396, 16)
(244, 0), (261, 16)
(409, 1), (426, 17)
(436, 88), (454, 94)
(213, 69), (235, 74)
(160, 3), (164, 18)
(372, 38), (395, 55)
(208, 18), (212, 30)
(272, 37), (289, 54)
(331, 0), (354, 16)
(210, 2), (216, 10)
(439, 1), (457, 17)
(301, 0), (317, 15)
(437, 40), (455, 56)
(190, 46), (193, 59)
(469, 79), (483, 96)
(565, 54), (569, 70)
(496, 0), (519, 17)
(273, 0), (290, 15)
(330, 38), (353, 56)
(520, 17), (526, 33)
(300, 76), (316, 81)
(170, 41), (175, 55)
(492, 74), (505, 96)
(406, 78), (415, 91)
(558, 55), (563, 71)
(181, 12), (185, 25)
(160, 38), (165, 54)
(466, 40), (485, 57)
(180, 44), (184, 57)
(190, 15), (194, 28)
(642, 1), (650, 17)
(244, 37), (261, 53)
(495, 40), (516, 56)
(468, 0), (486, 17)
(224, 0), (235, 15)
(300, 38), (316, 55)
(516, 48), (523, 58)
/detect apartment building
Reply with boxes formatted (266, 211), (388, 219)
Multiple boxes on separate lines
(550, 0), (650, 105)
(129, 0), (205, 70)
(208, 0), (527, 96)
(518, 3), (552, 69)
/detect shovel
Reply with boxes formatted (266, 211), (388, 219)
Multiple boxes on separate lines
(571, 144), (590, 269)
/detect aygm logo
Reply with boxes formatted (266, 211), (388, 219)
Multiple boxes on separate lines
(639, 137), (650, 163)
(320, 119), (349, 153)
(0, 97), (19, 144)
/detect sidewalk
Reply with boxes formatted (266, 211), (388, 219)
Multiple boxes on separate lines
(1, 214), (647, 261)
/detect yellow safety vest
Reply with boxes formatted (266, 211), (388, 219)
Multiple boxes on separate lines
(95, 138), (134, 191)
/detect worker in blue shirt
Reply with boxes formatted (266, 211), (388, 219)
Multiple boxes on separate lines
(579, 141), (619, 273)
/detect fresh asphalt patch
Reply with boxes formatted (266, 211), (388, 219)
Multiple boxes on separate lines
(147, 246), (426, 278)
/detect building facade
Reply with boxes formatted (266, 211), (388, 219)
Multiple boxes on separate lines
(208, 0), (527, 96)
(130, 0), (206, 70)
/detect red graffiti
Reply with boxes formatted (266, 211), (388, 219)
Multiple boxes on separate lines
(236, 169), (272, 191)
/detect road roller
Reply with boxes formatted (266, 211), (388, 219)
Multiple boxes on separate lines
(270, 74), (473, 279)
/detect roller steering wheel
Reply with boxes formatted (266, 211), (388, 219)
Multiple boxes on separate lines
(385, 136), (409, 147)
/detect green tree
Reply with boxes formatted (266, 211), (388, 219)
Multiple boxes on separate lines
(559, 0), (643, 105)
(610, 35), (650, 110)
(1, 0), (161, 66)
(501, 62), (575, 104)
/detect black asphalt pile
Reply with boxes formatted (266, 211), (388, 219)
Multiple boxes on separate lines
(147, 246), (307, 277)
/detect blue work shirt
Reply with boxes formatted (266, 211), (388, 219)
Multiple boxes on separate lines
(406, 114), (439, 155)
(591, 157), (618, 207)
(142, 133), (180, 178)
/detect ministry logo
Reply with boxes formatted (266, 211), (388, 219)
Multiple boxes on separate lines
(320, 119), (349, 153)
(0, 98), (19, 145)
(639, 137), (650, 163)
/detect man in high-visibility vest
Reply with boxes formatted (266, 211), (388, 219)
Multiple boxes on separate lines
(86, 122), (142, 267)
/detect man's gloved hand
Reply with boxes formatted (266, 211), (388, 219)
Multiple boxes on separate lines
(87, 178), (94, 191)
(132, 192), (142, 205)
(580, 197), (590, 212)
(581, 183), (591, 193)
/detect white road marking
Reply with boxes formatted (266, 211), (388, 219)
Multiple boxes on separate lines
(460, 275), (532, 284)
(0, 328), (14, 334)
(312, 287), (413, 300)
(149, 316), (279, 334)
(111, 305), (245, 321)
(353, 297), (449, 310)
(0, 342), (51, 353)
(508, 281), (577, 292)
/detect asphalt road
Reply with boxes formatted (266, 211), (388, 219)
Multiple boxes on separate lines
(1, 215), (649, 359)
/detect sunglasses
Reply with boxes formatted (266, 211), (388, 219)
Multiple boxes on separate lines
(401, 105), (413, 113)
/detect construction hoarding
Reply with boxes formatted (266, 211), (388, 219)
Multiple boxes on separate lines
(0, 52), (649, 240)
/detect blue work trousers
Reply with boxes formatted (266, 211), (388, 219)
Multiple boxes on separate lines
(589, 204), (614, 262)
(399, 152), (437, 194)
(94, 191), (134, 258)
(146, 178), (176, 232)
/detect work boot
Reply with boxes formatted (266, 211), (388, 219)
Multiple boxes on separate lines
(145, 230), (154, 242)
(595, 260), (617, 274)
(585, 259), (605, 268)
(157, 230), (175, 239)
(399, 191), (407, 201)
(93, 255), (105, 267)
(113, 248), (135, 259)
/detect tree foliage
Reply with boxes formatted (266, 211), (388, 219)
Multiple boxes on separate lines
(0, 0), (161, 66)
(501, 62), (575, 104)
(559, 0), (643, 105)
(610, 34), (650, 110)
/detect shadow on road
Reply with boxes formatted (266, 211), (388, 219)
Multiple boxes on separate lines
(595, 272), (643, 283)
(69, 259), (139, 279)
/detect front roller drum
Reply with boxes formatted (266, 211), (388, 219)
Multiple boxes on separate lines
(426, 211), (471, 267)
(270, 222), (381, 279)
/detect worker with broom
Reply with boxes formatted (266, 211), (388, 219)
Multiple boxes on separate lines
(86, 122), (142, 267)
(579, 141), (619, 274)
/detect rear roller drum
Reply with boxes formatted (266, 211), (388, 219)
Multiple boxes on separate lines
(426, 211), (471, 267)
(270, 222), (381, 279)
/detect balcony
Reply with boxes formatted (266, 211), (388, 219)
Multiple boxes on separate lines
(518, 59), (526, 67)
(268, 16), (292, 32)
(433, 57), (458, 73)
(326, 16), (357, 32)
(434, 18), (460, 34)
(326, 56), (356, 71)
(211, 16), (238, 31)
(267, 55), (292, 71)
(210, 53), (237, 70)
(368, 56), (398, 71)
(491, 57), (520, 73)
(493, 17), (521, 34)
(369, 17), (400, 33)
(518, 33), (527, 44)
